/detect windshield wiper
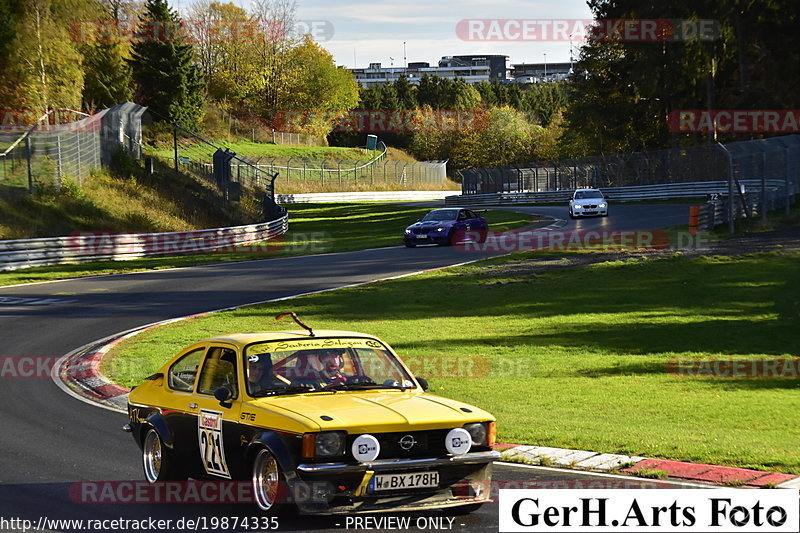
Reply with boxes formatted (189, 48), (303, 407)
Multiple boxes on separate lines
(253, 385), (322, 397)
(325, 381), (411, 392)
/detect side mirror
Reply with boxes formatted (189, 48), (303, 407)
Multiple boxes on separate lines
(214, 386), (233, 408)
(416, 377), (429, 391)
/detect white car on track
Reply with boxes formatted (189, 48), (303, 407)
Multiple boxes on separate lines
(569, 189), (609, 218)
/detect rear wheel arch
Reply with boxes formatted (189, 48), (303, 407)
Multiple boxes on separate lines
(138, 413), (175, 451)
(141, 427), (185, 482)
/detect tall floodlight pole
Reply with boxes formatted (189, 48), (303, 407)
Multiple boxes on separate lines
(715, 141), (735, 234)
(543, 53), (547, 80)
(569, 35), (574, 72)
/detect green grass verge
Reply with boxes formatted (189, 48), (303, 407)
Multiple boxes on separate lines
(105, 251), (800, 473)
(0, 204), (537, 287)
(147, 140), (380, 162)
(0, 161), (255, 241)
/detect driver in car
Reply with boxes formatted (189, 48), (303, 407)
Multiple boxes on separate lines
(247, 353), (289, 394)
(317, 349), (347, 387)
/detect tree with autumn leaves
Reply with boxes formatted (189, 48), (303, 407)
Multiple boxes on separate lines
(0, 0), (357, 133)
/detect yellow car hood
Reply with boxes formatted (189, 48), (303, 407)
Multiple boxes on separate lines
(251, 391), (493, 433)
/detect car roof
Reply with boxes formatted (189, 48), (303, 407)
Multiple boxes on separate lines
(575, 188), (601, 193)
(195, 330), (380, 349)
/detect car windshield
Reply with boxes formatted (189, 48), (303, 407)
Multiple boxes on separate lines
(575, 190), (603, 199)
(421, 209), (458, 222)
(244, 338), (415, 397)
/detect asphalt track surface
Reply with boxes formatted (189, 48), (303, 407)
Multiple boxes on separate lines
(0, 203), (701, 532)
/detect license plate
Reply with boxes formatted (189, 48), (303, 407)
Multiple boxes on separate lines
(369, 471), (439, 492)
(415, 235), (427, 239)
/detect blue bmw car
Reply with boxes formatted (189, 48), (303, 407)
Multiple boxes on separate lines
(403, 208), (489, 247)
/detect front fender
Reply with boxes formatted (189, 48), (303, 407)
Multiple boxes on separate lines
(247, 431), (297, 475)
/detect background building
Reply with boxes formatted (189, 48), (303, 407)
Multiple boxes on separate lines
(511, 62), (572, 83)
(350, 55), (510, 87)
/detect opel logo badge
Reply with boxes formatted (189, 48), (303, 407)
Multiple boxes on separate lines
(399, 435), (416, 450)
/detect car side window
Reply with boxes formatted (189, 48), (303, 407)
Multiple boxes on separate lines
(458, 211), (467, 220)
(465, 210), (477, 219)
(168, 348), (205, 392)
(197, 347), (239, 398)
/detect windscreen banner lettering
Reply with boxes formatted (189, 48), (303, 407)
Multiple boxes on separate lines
(262, 339), (383, 352)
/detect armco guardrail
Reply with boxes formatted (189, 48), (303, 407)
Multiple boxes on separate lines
(698, 187), (792, 231)
(277, 191), (453, 204)
(445, 180), (787, 206)
(0, 214), (288, 272)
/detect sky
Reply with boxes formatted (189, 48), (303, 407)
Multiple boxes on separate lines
(174, 0), (596, 68)
(294, 0), (595, 68)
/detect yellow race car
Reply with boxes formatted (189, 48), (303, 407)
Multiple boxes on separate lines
(124, 314), (498, 515)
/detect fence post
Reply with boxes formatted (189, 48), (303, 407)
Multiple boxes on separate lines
(761, 151), (767, 224)
(76, 129), (82, 186)
(25, 136), (33, 194)
(786, 147), (792, 216)
(173, 125), (179, 174)
(93, 125), (99, 170)
(715, 142), (735, 234)
(56, 135), (62, 189)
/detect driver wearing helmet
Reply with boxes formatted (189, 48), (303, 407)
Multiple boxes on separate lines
(246, 353), (288, 395)
(318, 349), (347, 387)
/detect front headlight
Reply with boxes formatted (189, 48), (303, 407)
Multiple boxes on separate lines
(435, 227), (445, 232)
(303, 431), (346, 458)
(599, 202), (607, 208)
(464, 422), (489, 446)
(573, 204), (582, 209)
(405, 229), (412, 234)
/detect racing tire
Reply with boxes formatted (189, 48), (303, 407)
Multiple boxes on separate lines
(476, 230), (488, 244)
(448, 229), (465, 246)
(252, 448), (287, 513)
(142, 428), (184, 483)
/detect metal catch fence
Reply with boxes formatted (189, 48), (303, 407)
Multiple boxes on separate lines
(457, 135), (800, 231)
(168, 138), (448, 191)
(0, 104), (146, 193)
(461, 136), (800, 195)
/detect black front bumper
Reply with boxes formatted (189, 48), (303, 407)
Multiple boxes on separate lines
(290, 451), (499, 514)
